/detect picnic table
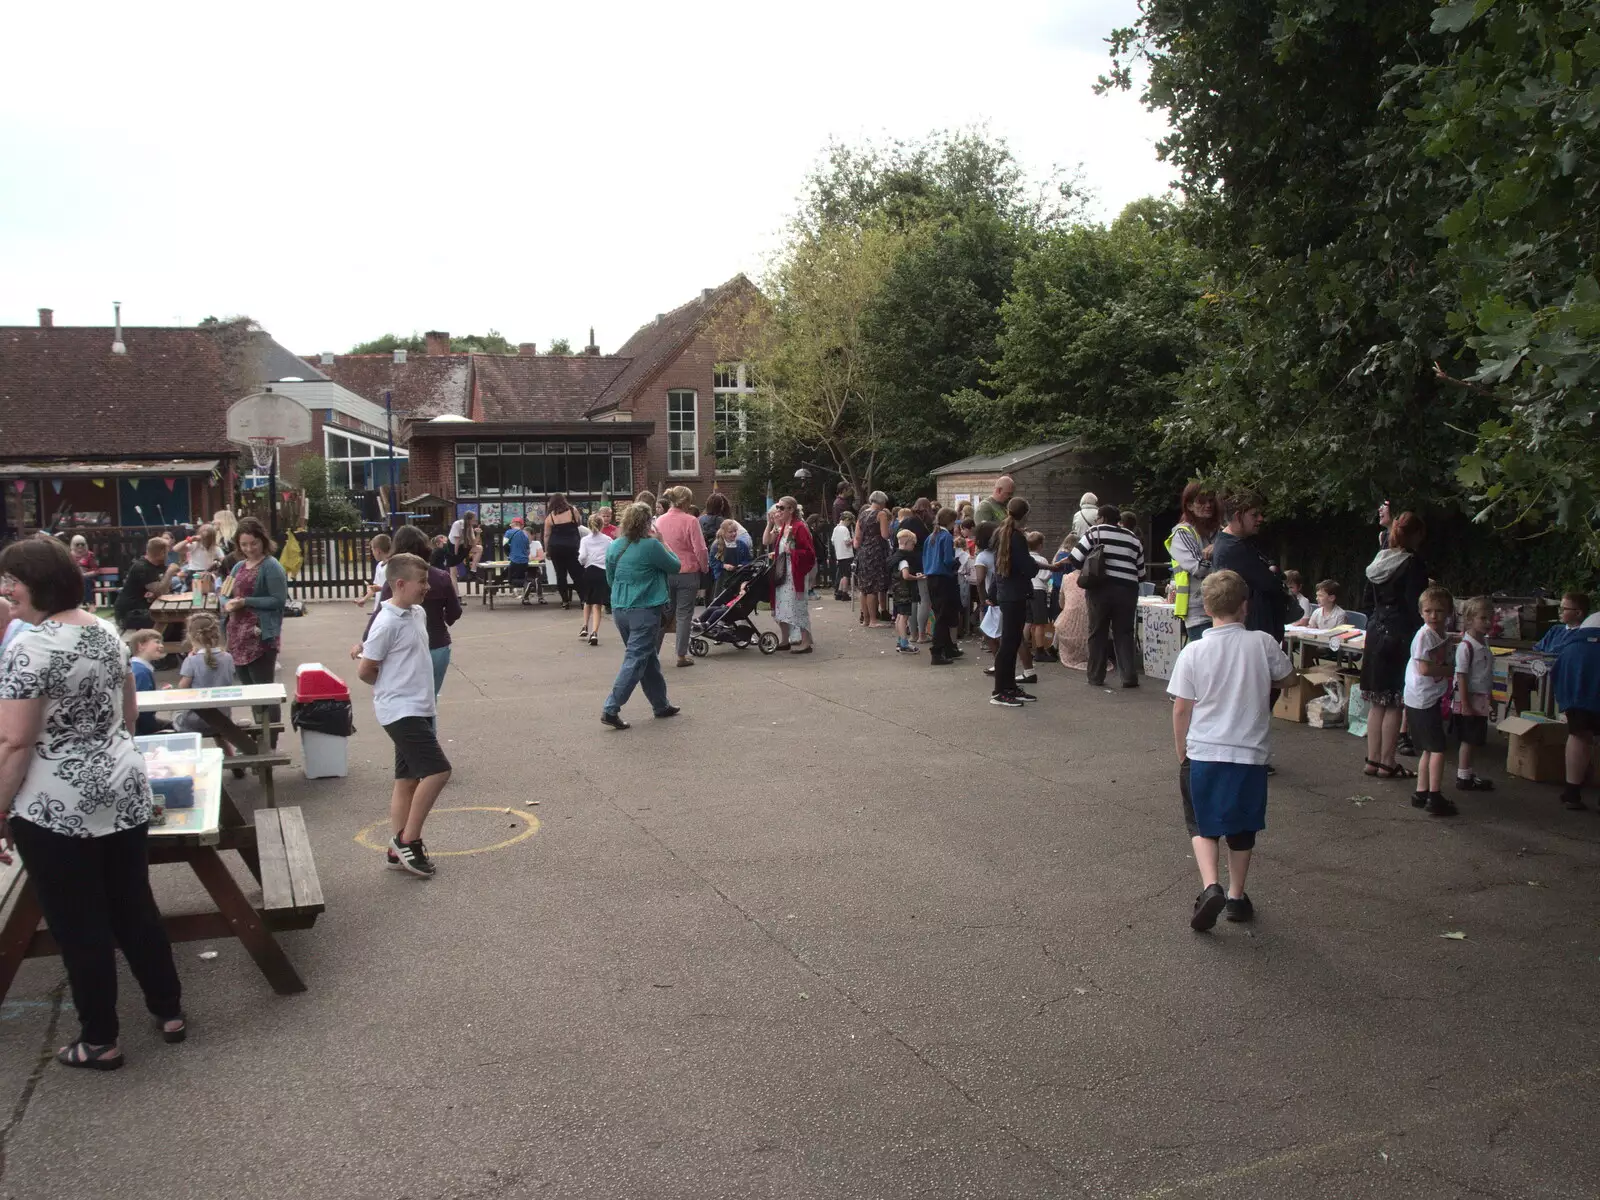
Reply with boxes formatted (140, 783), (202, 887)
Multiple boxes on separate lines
(477, 559), (548, 609)
(148, 591), (220, 645)
(0, 747), (324, 1001)
(138, 683), (291, 807)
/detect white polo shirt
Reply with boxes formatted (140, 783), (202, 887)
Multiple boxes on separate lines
(361, 601), (435, 724)
(1167, 622), (1294, 764)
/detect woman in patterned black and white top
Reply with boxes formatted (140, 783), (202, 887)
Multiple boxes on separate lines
(0, 537), (185, 1071)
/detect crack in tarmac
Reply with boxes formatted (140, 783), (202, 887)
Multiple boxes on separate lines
(0, 981), (65, 1189)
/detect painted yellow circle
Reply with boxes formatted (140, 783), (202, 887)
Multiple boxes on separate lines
(354, 806), (540, 857)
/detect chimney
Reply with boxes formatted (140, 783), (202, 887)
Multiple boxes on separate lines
(111, 301), (126, 355)
(37, 307), (53, 328)
(394, 348), (408, 365)
(702, 288), (714, 301)
(518, 342), (537, 356)
(320, 351), (335, 366)
(655, 313), (665, 325)
(584, 326), (599, 356)
(424, 330), (450, 356)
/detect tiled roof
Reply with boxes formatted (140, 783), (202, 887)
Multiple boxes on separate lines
(261, 340), (328, 382)
(317, 354), (472, 419)
(0, 324), (260, 458)
(471, 354), (630, 421)
(588, 274), (761, 416)
(932, 443), (1079, 475)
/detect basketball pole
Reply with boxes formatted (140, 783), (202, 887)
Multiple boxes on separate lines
(267, 446), (279, 549)
(385, 389), (398, 532)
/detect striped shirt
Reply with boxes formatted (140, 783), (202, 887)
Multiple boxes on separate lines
(1065, 524), (1146, 584)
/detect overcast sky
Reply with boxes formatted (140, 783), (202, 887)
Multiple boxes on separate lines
(0, 0), (1171, 357)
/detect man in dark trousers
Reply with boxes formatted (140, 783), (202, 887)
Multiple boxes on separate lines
(1210, 491), (1292, 637)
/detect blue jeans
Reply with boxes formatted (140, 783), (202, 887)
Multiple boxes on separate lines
(429, 645), (451, 695)
(604, 606), (670, 716)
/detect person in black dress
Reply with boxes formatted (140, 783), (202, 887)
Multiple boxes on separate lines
(1360, 512), (1430, 779)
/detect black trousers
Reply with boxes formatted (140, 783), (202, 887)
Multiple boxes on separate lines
(1086, 580), (1139, 685)
(993, 598), (1027, 694)
(10, 819), (182, 1045)
(929, 573), (960, 658)
(236, 643), (281, 723)
(548, 546), (581, 604)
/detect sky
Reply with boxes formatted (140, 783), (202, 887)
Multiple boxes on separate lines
(0, 0), (1172, 358)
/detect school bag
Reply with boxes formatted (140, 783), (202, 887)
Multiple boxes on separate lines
(1076, 531), (1108, 590)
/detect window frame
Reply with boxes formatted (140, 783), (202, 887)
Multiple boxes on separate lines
(666, 389), (698, 476)
(711, 363), (755, 473)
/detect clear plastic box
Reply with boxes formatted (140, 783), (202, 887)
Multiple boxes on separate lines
(134, 732), (202, 763)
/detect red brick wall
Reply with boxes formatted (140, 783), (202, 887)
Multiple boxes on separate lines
(408, 438), (453, 499)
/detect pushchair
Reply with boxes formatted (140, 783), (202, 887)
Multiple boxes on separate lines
(690, 557), (780, 656)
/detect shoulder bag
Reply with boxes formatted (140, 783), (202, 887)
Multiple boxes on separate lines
(1076, 532), (1108, 590)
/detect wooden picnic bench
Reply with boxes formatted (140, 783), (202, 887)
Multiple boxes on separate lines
(477, 559), (548, 609)
(139, 683), (291, 807)
(148, 591), (220, 646)
(0, 749), (323, 1002)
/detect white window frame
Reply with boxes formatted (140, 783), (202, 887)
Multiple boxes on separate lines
(667, 389), (698, 476)
(712, 364), (754, 473)
(325, 426), (408, 491)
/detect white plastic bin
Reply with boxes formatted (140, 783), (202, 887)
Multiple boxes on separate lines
(300, 730), (349, 779)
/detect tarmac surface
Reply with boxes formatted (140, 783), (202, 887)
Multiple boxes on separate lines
(2, 596), (1599, 1199)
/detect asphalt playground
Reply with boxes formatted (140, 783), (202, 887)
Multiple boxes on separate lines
(2, 596), (1598, 1200)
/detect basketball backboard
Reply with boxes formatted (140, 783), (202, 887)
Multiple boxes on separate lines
(227, 389), (313, 447)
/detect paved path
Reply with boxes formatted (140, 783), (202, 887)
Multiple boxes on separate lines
(2, 599), (1598, 1199)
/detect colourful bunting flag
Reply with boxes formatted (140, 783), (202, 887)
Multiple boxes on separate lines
(92, 478), (105, 488)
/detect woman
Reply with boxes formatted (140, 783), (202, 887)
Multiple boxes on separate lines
(764, 496), (817, 653)
(70, 534), (99, 608)
(1360, 511), (1430, 780)
(804, 512), (830, 600)
(698, 492), (732, 605)
(989, 498), (1038, 707)
(1052, 568), (1091, 670)
(600, 502), (681, 730)
(354, 525), (461, 694)
(448, 511), (482, 579)
(543, 493), (584, 610)
(1166, 482), (1220, 642)
(0, 538), (185, 1069)
(657, 487), (710, 668)
(222, 517), (289, 719)
(830, 511), (855, 601)
(852, 491), (892, 629)
(578, 514), (613, 647)
(902, 499), (935, 641)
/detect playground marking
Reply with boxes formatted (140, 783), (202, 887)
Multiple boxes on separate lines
(354, 806), (540, 857)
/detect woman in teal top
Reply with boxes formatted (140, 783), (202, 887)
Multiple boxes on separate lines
(601, 502), (682, 730)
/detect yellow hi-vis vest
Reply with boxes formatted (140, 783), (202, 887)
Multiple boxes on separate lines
(1166, 522), (1196, 620)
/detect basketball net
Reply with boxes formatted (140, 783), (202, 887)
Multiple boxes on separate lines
(247, 437), (284, 474)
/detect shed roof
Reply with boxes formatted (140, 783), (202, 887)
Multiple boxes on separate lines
(931, 443), (1080, 476)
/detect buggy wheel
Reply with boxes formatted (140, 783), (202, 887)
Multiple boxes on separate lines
(758, 632), (780, 655)
(689, 637), (710, 658)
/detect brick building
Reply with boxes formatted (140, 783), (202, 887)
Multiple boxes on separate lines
(933, 443), (1138, 552)
(317, 275), (765, 527)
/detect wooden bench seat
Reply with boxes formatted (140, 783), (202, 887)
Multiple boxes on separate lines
(255, 807), (324, 932)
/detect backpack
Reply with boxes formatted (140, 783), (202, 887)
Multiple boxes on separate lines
(1076, 533), (1108, 590)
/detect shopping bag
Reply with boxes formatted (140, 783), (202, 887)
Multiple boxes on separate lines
(980, 605), (1002, 639)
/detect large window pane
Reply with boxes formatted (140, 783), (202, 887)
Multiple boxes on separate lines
(668, 389), (697, 474)
(326, 433), (350, 459)
(478, 454), (501, 495)
(612, 455), (633, 495)
(524, 454), (546, 497)
(456, 454), (477, 497)
(566, 455), (589, 495)
(547, 455), (568, 494)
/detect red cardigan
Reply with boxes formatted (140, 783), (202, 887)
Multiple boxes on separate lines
(770, 518), (816, 601)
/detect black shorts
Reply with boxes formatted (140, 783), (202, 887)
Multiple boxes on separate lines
(384, 715), (452, 780)
(1566, 708), (1600, 736)
(893, 600), (914, 618)
(1450, 713), (1489, 747)
(1028, 591), (1048, 625)
(1404, 704), (1448, 753)
(508, 562), (528, 584)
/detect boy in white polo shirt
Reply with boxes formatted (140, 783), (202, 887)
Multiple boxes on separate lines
(1168, 570), (1297, 931)
(358, 553), (451, 878)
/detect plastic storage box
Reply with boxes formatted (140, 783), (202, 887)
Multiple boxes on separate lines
(136, 732), (201, 808)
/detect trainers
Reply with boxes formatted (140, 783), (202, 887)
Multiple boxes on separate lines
(947, 647), (965, 659)
(1013, 689), (1038, 702)
(385, 842), (402, 869)
(391, 837), (436, 878)
(653, 705), (681, 719)
(989, 693), (1024, 708)
(1411, 791), (1429, 809)
(1560, 787), (1588, 811)
(896, 644), (919, 654)
(1396, 733), (1417, 757)
(1224, 894), (1254, 923)
(1455, 774), (1494, 791)
(600, 711), (630, 731)
(929, 655), (955, 666)
(1191, 883), (1227, 931)
(1426, 794), (1459, 817)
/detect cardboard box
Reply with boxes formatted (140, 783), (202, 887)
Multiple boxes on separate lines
(1499, 714), (1569, 782)
(1273, 667), (1341, 724)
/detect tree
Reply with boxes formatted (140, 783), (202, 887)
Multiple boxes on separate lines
(348, 330), (518, 355)
(350, 333), (424, 355)
(293, 455), (362, 530)
(545, 337), (573, 356)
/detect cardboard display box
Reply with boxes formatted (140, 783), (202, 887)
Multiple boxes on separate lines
(1273, 667), (1341, 724)
(1497, 713), (1600, 784)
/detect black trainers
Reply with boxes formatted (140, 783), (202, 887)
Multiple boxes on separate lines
(989, 693), (1024, 708)
(1013, 689), (1038, 702)
(600, 711), (630, 731)
(947, 647), (965, 658)
(653, 705), (681, 719)
(1426, 793), (1459, 817)
(391, 836), (436, 878)
(385, 841), (402, 869)
(929, 655), (955, 666)
(1455, 774), (1495, 791)
(1411, 791), (1429, 809)
(1224, 894), (1254, 923)
(1396, 733), (1417, 757)
(1191, 883), (1227, 931)
(1560, 787), (1588, 811)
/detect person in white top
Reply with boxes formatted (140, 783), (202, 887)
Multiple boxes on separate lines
(1402, 586), (1456, 817)
(577, 514), (614, 648)
(1450, 596), (1496, 793)
(1167, 569), (1296, 931)
(357, 533), (392, 613)
(182, 524), (222, 577)
(1294, 579), (1348, 630)
(358, 554), (451, 878)
(830, 513), (855, 601)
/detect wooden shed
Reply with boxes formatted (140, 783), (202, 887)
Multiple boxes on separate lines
(932, 442), (1138, 552)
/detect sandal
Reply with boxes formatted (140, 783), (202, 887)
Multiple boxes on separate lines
(158, 1014), (188, 1044)
(57, 1042), (123, 1071)
(1375, 762), (1415, 780)
(1363, 759), (1384, 777)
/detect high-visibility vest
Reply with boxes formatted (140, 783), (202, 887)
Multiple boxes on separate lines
(1166, 522), (1197, 620)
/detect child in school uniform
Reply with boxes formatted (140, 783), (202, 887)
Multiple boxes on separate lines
(1294, 579), (1348, 629)
(357, 533), (393, 613)
(1451, 596), (1496, 793)
(125, 629), (174, 736)
(171, 612), (239, 756)
(891, 529), (922, 654)
(1167, 570), (1297, 930)
(359, 553), (452, 878)
(1404, 586), (1458, 817)
(1283, 570), (1314, 621)
(1026, 530), (1055, 662)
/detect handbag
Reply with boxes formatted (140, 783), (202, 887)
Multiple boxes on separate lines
(1076, 540), (1108, 590)
(980, 605), (1003, 639)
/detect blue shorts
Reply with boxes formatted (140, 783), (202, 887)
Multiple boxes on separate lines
(1180, 759), (1269, 839)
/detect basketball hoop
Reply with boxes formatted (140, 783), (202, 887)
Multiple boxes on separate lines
(246, 436), (286, 474)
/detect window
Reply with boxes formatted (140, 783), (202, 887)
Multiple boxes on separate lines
(324, 426), (408, 493)
(667, 390), (697, 474)
(454, 439), (637, 504)
(712, 363), (755, 468)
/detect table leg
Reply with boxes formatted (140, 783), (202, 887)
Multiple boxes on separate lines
(188, 849), (305, 994)
(195, 707), (260, 756)
(0, 879), (43, 1005)
(217, 787), (262, 881)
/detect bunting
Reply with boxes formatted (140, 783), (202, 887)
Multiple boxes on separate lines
(164, 478), (177, 491)
(92, 478), (106, 488)
(50, 479), (63, 494)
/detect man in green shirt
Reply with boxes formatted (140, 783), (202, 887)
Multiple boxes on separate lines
(974, 476), (1015, 527)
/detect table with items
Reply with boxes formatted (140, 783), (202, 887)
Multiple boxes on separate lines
(138, 683), (291, 807)
(1135, 598), (1183, 681)
(148, 591), (220, 646)
(477, 559), (549, 608)
(0, 744), (324, 1003)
